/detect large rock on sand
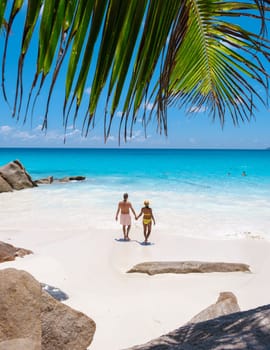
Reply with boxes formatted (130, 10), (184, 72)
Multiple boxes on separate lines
(188, 291), (240, 324)
(0, 176), (13, 192)
(125, 303), (270, 349)
(0, 241), (33, 263)
(41, 291), (95, 350)
(0, 269), (42, 346)
(127, 261), (251, 275)
(0, 160), (36, 191)
(0, 268), (96, 350)
(0, 338), (40, 350)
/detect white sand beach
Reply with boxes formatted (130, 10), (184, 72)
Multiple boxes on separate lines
(1, 191), (270, 350)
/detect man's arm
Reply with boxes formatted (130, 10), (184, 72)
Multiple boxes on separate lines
(115, 203), (120, 220)
(130, 204), (136, 218)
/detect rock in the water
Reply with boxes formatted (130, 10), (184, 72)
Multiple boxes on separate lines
(127, 261), (251, 275)
(0, 160), (86, 191)
(34, 176), (54, 185)
(125, 304), (270, 349)
(41, 283), (69, 301)
(58, 176), (86, 182)
(69, 176), (85, 181)
(0, 268), (96, 350)
(0, 241), (33, 263)
(188, 291), (240, 324)
(0, 160), (36, 191)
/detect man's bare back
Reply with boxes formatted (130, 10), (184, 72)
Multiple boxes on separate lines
(118, 200), (133, 214)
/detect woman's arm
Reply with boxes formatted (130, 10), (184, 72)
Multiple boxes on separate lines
(151, 209), (156, 225)
(136, 209), (143, 220)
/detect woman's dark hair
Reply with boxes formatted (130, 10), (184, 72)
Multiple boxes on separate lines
(123, 193), (128, 201)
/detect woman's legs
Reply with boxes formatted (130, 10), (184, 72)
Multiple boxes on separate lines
(145, 223), (152, 242)
(143, 224), (148, 242)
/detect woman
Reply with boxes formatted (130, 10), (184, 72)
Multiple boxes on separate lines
(136, 200), (156, 243)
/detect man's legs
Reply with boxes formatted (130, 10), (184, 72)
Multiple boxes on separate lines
(122, 225), (131, 240)
(122, 225), (127, 239)
(126, 225), (131, 240)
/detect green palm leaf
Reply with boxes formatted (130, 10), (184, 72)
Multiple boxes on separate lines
(163, 0), (270, 128)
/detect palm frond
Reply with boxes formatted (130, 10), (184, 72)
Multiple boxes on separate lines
(160, 0), (270, 128)
(0, 0), (269, 141)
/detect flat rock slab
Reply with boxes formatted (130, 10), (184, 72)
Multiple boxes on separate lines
(127, 261), (251, 275)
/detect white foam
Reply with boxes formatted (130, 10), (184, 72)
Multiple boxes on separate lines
(1, 183), (269, 242)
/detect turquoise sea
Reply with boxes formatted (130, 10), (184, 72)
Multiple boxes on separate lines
(0, 148), (270, 185)
(0, 148), (270, 240)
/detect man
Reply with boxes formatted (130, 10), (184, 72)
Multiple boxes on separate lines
(115, 193), (136, 240)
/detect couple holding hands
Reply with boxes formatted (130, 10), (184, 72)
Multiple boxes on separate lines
(115, 193), (156, 243)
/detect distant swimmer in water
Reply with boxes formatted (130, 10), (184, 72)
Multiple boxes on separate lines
(242, 171), (247, 176)
(115, 193), (136, 240)
(136, 200), (156, 244)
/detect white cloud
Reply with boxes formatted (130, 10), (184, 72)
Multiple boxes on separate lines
(0, 125), (12, 134)
(34, 124), (43, 131)
(16, 131), (37, 140)
(90, 135), (103, 141)
(126, 130), (148, 143)
(0, 125), (65, 143)
(107, 135), (116, 142)
(65, 128), (80, 137)
(189, 137), (196, 144)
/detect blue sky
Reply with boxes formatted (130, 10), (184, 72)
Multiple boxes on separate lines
(0, 3), (269, 149)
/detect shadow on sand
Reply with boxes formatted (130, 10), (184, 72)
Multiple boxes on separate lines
(114, 238), (154, 246)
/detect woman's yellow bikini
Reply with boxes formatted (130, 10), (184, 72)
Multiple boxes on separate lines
(143, 214), (152, 225)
